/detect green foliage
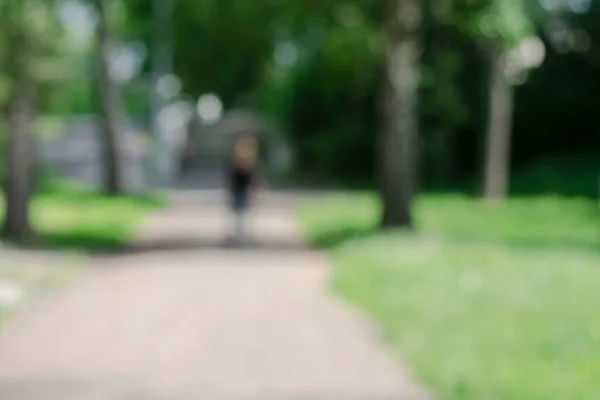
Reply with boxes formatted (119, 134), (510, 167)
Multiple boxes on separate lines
(169, 0), (279, 108)
(45, 80), (95, 114)
(0, 0), (63, 76)
(298, 193), (600, 400)
(0, 75), (11, 103)
(470, 0), (533, 48)
(282, 23), (380, 181)
(3, 0), (596, 196)
(93, 0), (599, 194)
(0, 120), (5, 184)
(259, 0), (598, 190)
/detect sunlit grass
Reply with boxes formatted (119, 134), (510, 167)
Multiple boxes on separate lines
(298, 193), (600, 400)
(0, 180), (163, 251)
(300, 193), (599, 250)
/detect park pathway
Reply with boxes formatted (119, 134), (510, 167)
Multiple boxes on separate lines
(0, 188), (428, 400)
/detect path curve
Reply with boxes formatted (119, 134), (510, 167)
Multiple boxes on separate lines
(0, 189), (429, 400)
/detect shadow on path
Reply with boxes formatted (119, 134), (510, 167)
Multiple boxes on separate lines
(94, 236), (317, 259)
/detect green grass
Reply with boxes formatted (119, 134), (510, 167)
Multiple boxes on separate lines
(1, 180), (163, 251)
(298, 193), (600, 400)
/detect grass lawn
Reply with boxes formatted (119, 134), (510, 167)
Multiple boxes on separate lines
(298, 193), (600, 400)
(1, 180), (163, 251)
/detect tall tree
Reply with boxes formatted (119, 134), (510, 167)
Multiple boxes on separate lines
(1, 0), (35, 241)
(482, 42), (513, 200)
(379, 0), (422, 228)
(93, 0), (125, 195)
(474, 0), (533, 201)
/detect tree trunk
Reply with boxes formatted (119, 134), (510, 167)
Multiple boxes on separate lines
(483, 44), (513, 201)
(378, 0), (422, 228)
(94, 0), (124, 195)
(2, 0), (34, 242)
(151, 0), (176, 187)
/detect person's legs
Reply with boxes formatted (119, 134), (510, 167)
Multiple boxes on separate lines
(234, 209), (244, 241)
(231, 189), (249, 244)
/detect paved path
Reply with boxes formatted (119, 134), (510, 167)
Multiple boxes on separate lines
(0, 189), (428, 400)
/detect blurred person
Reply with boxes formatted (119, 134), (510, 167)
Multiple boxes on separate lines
(225, 136), (261, 244)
